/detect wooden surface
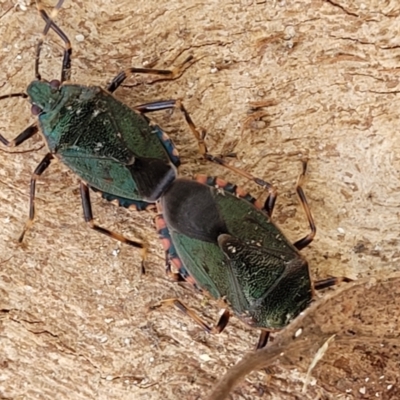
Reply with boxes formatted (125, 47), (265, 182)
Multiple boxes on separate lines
(209, 274), (400, 400)
(0, 0), (399, 398)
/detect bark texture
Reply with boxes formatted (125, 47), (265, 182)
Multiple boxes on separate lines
(0, 0), (399, 398)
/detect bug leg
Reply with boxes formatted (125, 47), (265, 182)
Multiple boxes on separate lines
(106, 56), (196, 93)
(204, 153), (279, 204)
(0, 123), (38, 148)
(35, 0), (72, 82)
(18, 153), (54, 242)
(314, 276), (353, 291)
(261, 185), (277, 218)
(80, 182), (147, 271)
(133, 99), (208, 157)
(256, 331), (270, 350)
(292, 160), (316, 250)
(205, 158), (315, 248)
(0, 92), (28, 102)
(210, 159), (314, 248)
(150, 298), (230, 334)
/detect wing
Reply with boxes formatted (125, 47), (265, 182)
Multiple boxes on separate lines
(170, 230), (228, 300)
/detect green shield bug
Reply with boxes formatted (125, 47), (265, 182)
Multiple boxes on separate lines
(0, 0), (205, 266)
(154, 161), (351, 348)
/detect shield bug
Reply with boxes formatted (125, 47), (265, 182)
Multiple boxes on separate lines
(0, 0), (205, 264)
(154, 161), (350, 348)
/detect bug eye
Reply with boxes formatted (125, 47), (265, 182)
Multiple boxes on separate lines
(50, 79), (61, 90)
(31, 104), (42, 116)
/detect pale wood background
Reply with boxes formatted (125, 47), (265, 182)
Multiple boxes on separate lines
(0, 0), (399, 398)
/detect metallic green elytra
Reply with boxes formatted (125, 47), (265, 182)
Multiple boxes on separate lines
(156, 171), (349, 348)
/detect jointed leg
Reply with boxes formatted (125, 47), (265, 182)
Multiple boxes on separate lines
(205, 153), (278, 204)
(133, 99), (207, 156)
(106, 56), (196, 93)
(19, 152), (54, 242)
(206, 158), (315, 249)
(314, 276), (353, 291)
(150, 298), (230, 334)
(0, 94), (38, 150)
(292, 160), (316, 250)
(0, 123), (38, 148)
(35, 0), (72, 82)
(105, 55), (206, 155)
(256, 331), (270, 350)
(80, 182), (147, 271)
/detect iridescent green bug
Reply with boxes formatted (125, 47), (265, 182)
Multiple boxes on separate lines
(0, 0), (205, 266)
(155, 162), (350, 348)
